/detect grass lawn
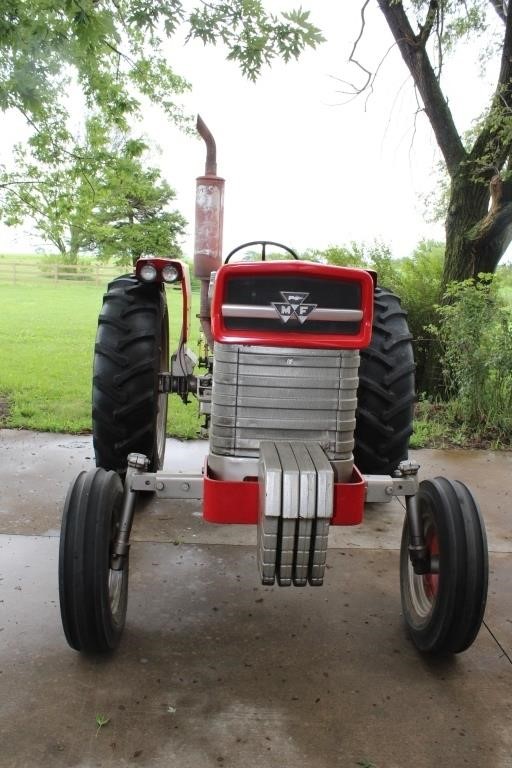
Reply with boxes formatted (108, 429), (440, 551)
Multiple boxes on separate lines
(0, 282), (202, 438)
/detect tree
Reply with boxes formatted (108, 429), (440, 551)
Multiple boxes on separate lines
(351, 1), (512, 284)
(91, 134), (187, 264)
(304, 240), (402, 286)
(0, 2), (322, 259)
(0, 2), (322, 145)
(302, 243), (367, 267)
(0, 117), (186, 263)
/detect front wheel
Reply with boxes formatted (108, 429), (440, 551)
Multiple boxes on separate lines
(59, 468), (128, 653)
(400, 477), (488, 654)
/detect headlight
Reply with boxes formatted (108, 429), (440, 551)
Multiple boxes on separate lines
(139, 264), (157, 282)
(162, 265), (180, 283)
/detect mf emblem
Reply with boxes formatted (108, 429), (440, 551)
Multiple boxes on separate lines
(272, 291), (317, 325)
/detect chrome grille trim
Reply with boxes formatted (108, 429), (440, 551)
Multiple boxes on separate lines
(222, 304), (363, 322)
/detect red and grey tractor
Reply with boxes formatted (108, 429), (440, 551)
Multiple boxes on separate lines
(58, 117), (488, 656)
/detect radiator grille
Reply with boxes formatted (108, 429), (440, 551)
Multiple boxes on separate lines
(210, 344), (360, 463)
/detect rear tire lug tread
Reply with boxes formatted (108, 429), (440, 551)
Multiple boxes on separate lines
(354, 287), (415, 475)
(92, 275), (168, 474)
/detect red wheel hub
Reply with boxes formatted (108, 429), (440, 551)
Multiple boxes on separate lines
(423, 529), (439, 599)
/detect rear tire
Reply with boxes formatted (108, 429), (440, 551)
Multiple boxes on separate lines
(92, 275), (168, 475)
(354, 286), (415, 475)
(400, 477), (488, 654)
(59, 468), (127, 653)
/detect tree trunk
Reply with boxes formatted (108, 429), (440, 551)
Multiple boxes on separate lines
(67, 225), (82, 264)
(443, 172), (489, 284)
(443, 174), (512, 285)
(66, 248), (79, 265)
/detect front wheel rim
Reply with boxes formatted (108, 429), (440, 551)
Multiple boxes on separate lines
(108, 568), (125, 622)
(406, 517), (439, 620)
(108, 509), (126, 624)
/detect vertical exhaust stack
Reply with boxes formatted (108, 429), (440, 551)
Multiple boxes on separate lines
(194, 116), (225, 345)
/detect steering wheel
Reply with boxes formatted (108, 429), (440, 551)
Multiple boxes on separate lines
(225, 240), (299, 263)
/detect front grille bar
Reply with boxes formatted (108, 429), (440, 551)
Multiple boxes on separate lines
(222, 304), (363, 322)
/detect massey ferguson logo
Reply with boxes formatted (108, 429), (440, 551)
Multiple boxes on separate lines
(272, 291), (317, 324)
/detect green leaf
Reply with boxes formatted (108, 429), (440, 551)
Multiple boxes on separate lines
(95, 713), (110, 729)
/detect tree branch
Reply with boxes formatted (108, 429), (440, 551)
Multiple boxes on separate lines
(0, 180), (50, 188)
(470, 6), (512, 171)
(1, 186), (55, 225)
(332, 38), (397, 109)
(418, 0), (439, 45)
(467, 175), (512, 270)
(377, 0), (466, 176)
(347, 0), (372, 91)
(435, 3), (444, 77)
(488, 0), (507, 24)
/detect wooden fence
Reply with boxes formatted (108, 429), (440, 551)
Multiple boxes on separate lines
(0, 260), (122, 285)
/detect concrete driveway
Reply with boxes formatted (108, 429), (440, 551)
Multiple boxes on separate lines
(0, 429), (511, 768)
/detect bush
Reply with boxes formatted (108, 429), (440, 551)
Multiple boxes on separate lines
(351, 240), (444, 395)
(366, 242), (402, 291)
(393, 241), (444, 394)
(432, 275), (512, 443)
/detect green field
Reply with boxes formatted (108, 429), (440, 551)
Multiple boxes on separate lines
(0, 282), (202, 438)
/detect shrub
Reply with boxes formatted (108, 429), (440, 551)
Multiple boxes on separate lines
(432, 275), (512, 442)
(393, 241), (444, 394)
